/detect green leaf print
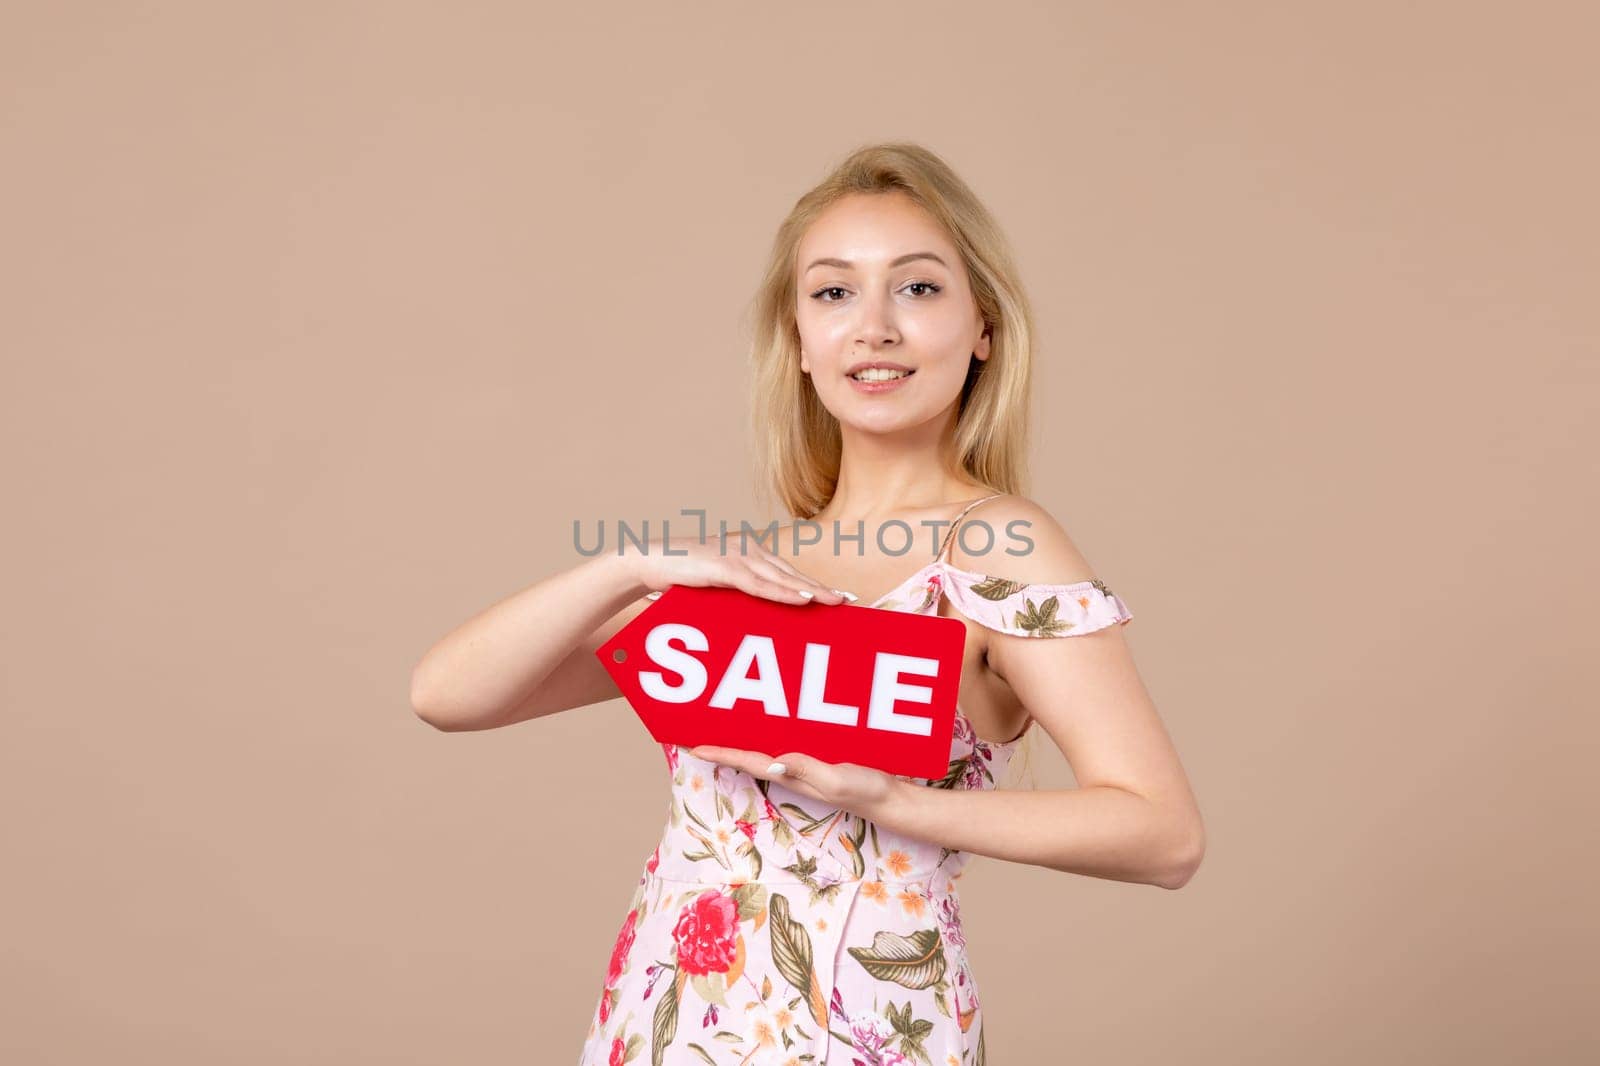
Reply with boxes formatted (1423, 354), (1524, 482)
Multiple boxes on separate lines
(784, 853), (820, 881)
(734, 838), (763, 879)
(778, 801), (830, 833)
(683, 824), (732, 870)
(1012, 594), (1071, 637)
(844, 815), (868, 880)
(780, 853), (845, 906)
(768, 892), (827, 1027)
(650, 969), (684, 1066)
(969, 575), (1026, 601)
(684, 1044), (716, 1065)
(886, 999), (936, 1064)
(846, 929), (948, 989)
(689, 971), (728, 1007)
(682, 800), (714, 832)
(730, 882), (769, 922)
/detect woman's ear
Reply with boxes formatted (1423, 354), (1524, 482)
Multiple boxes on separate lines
(974, 331), (991, 362)
(800, 349), (810, 374)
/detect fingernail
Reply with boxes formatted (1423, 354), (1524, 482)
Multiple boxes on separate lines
(767, 761), (787, 775)
(833, 589), (858, 602)
(798, 589), (814, 599)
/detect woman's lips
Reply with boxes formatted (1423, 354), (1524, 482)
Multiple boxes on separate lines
(847, 370), (915, 394)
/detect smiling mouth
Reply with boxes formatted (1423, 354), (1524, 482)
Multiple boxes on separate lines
(848, 367), (915, 382)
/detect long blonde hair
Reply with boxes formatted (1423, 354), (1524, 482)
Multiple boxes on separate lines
(746, 141), (1040, 520)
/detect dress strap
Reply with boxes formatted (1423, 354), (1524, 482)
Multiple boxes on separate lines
(936, 492), (1008, 563)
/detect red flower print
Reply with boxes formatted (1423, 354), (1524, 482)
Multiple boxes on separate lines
(607, 908), (638, 987)
(734, 818), (757, 842)
(609, 1035), (626, 1066)
(645, 845), (660, 875)
(597, 986), (612, 1024)
(671, 888), (739, 976)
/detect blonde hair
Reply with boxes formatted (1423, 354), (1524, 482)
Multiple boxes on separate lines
(745, 141), (1040, 519)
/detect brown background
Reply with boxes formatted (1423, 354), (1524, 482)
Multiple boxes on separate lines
(3, 2), (1595, 1062)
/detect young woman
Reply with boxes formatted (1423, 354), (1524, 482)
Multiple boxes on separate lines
(411, 142), (1204, 1066)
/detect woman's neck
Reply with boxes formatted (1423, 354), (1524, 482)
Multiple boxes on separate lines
(817, 472), (991, 525)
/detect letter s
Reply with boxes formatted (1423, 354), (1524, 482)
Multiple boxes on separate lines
(638, 623), (710, 703)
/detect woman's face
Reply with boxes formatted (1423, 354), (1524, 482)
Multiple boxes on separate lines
(794, 191), (989, 433)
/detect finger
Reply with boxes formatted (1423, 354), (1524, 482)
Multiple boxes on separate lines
(690, 745), (795, 780)
(751, 549), (851, 603)
(767, 752), (822, 783)
(747, 558), (851, 605)
(742, 571), (822, 605)
(748, 560), (825, 601)
(751, 550), (812, 586)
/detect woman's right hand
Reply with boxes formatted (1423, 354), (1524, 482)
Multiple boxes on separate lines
(622, 532), (856, 606)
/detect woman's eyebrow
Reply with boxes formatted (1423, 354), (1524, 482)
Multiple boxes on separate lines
(803, 251), (949, 273)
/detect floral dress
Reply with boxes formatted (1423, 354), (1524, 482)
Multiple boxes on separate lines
(576, 502), (1134, 1066)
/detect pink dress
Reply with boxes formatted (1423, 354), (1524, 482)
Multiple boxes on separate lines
(577, 495), (1133, 1065)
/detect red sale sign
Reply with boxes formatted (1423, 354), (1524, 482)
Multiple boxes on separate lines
(596, 585), (968, 778)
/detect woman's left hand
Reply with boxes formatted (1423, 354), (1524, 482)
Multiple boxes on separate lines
(687, 745), (905, 821)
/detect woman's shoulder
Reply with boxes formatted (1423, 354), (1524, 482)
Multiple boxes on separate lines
(937, 493), (1133, 637)
(943, 493), (1094, 583)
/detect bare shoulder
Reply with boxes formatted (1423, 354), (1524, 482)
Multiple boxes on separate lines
(945, 493), (1097, 585)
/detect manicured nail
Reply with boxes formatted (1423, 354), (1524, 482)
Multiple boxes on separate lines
(833, 589), (858, 602)
(767, 761), (787, 776)
(798, 589), (814, 599)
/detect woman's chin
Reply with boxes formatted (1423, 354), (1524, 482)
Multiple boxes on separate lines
(833, 405), (938, 436)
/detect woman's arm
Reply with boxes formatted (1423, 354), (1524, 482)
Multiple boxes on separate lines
(409, 553), (650, 733)
(409, 536), (851, 733)
(932, 495), (1204, 888)
(873, 761), (1202, 890)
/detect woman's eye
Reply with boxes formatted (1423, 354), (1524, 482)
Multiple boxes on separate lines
(809, 282), (942, 302)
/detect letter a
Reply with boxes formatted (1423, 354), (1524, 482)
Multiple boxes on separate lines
(708, 634), (791, 717)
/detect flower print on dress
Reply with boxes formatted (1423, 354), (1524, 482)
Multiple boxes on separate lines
(934, 894), (965, 952)
(960, 744), (994, 791)
(848, 1011), (897, 1058)
(596, 907), (638, 1025)
(671, 889), (739, 976)
(738, 998), (788, 1060)
(841, 1004), (927, 1065)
